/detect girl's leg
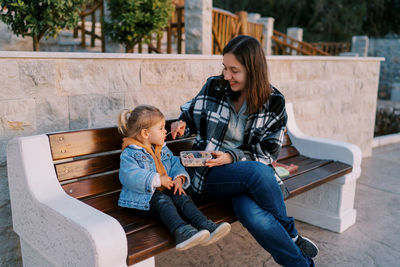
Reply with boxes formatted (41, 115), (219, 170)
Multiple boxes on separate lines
(205, 161), (297, 237)
(149, 190), (187, 234)
(164, 190), (209, 229)
(232, 194), (314, 267)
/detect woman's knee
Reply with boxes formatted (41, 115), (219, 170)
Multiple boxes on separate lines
(232, 194), (276, 232)
(246, 161), (276, 185)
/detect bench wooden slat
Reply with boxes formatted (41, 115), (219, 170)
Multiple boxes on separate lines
(106, 199), (234, 237)
(285, 161), (352, 198)
(282, 134), (292, 147)
(126, 200), (235, 265)
(62, 173), (121, 199)
(277, 145), (299, 161)
(278, 156), (333, 181)
(127, 225), (173, 265)
(49, 128), (122, 160)
(55, 153), (120, 182)
(81, 191), (120, 212)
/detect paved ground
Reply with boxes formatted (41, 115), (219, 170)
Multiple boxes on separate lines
(156, 142), (400, 267)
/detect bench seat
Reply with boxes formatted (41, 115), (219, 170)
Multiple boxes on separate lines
(7, 103), (360, 267)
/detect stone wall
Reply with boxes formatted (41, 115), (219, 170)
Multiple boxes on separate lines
(0, 52), (382, 266)
(369, 37), (400, 100)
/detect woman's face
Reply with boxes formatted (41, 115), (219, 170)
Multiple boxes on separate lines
(223, 52), (247, 92)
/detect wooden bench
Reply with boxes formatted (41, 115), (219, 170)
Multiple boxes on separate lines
(7, 103), (361, 267)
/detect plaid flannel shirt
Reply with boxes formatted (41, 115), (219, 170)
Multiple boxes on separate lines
(179, 76), (288, 194)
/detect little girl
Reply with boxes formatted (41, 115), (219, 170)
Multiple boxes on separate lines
(117, 105), (231, 251)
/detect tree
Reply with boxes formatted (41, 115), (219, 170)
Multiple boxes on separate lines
(213, 0), (400, 42)
(0, 0), (86, 51)
(105, 0), (174, 53)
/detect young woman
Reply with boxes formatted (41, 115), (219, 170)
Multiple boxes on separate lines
(171, 36), (318, 266)
(118, 105), (231, 251)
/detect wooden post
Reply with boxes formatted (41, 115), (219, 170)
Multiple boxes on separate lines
(177, 6), (183, 54)
(81, 16), (86, 48)
(236, 11), (248, 35)
(167, 23), (172, 53)
(100, 1), (105, 52)
(91, 11), (96, 47)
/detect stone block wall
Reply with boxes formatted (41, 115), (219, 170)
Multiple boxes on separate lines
(0, 52), (382, 266)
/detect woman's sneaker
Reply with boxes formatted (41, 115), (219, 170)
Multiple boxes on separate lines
(295, 235), (319, 258)
(174, 225), (210, 251)
(199, 220), (231, 246)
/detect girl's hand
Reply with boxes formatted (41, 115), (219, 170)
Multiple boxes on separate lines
(172, 177), (186, 195)
(205, 151), (233, 168)
(160, 175), (173, 189)
(170, 120), (186, 139)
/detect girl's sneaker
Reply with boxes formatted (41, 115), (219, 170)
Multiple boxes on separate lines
(200, 220), (231, 246)
(174, 225), (210, 251)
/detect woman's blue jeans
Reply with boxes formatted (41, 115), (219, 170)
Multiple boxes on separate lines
(205, 161), (314, 267)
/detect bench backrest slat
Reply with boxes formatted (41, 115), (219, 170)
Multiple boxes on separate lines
(55, 153), (121, 182)
(49, 128), (122, 160)
(62, 172), (120, 200)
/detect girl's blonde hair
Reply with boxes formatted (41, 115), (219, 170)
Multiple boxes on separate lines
(118, 105), (165, 138)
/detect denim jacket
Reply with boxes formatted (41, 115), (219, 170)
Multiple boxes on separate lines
(118, 143), (190, 211)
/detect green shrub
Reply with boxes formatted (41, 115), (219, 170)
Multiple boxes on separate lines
(375, 106), (400, 136)
(0, 0), (86, 51)
(105, 0), (174, 52)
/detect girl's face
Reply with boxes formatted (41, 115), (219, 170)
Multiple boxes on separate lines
(147, 118), (167, 146)
(223, 52), (247, 92)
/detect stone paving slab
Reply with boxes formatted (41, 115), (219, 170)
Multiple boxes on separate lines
(155, 143), (400, 266)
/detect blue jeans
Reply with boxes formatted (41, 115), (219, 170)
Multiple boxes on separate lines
(204, 161), (314, 267)
(149, 189), (208, 234)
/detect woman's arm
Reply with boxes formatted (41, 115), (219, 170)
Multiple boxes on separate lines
(174, 76), (221, 138)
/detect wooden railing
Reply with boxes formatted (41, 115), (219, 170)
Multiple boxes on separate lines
(271, 30), (330, 56)
(212, 9), (264, 54)
(74, 0), (105, 52)
(212, 8), (240, 54)
(248, 21), (264, 46)
(309, 42), (351, 56)
(74, 1), (184, 54)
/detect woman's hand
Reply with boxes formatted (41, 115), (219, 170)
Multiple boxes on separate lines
(172, 177), (186, 195)
(170, 120), (186, 139)
(205, 151), (233, 168)
(160, 175), (173, 190)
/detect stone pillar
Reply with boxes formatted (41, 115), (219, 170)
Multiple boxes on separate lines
(351, 35), (369, 57)
(257, 17), (274, 56)
(248, 13), (261, 22)
(287, 27), (303, 42)
(184, 0), (212, 54)
(287, 27), (303, 55)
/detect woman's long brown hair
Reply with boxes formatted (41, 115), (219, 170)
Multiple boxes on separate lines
(223, 35), (271, 114)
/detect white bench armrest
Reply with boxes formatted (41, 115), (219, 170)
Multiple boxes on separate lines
(7, 135), (128, 267)
(286, 103), (362, 169)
